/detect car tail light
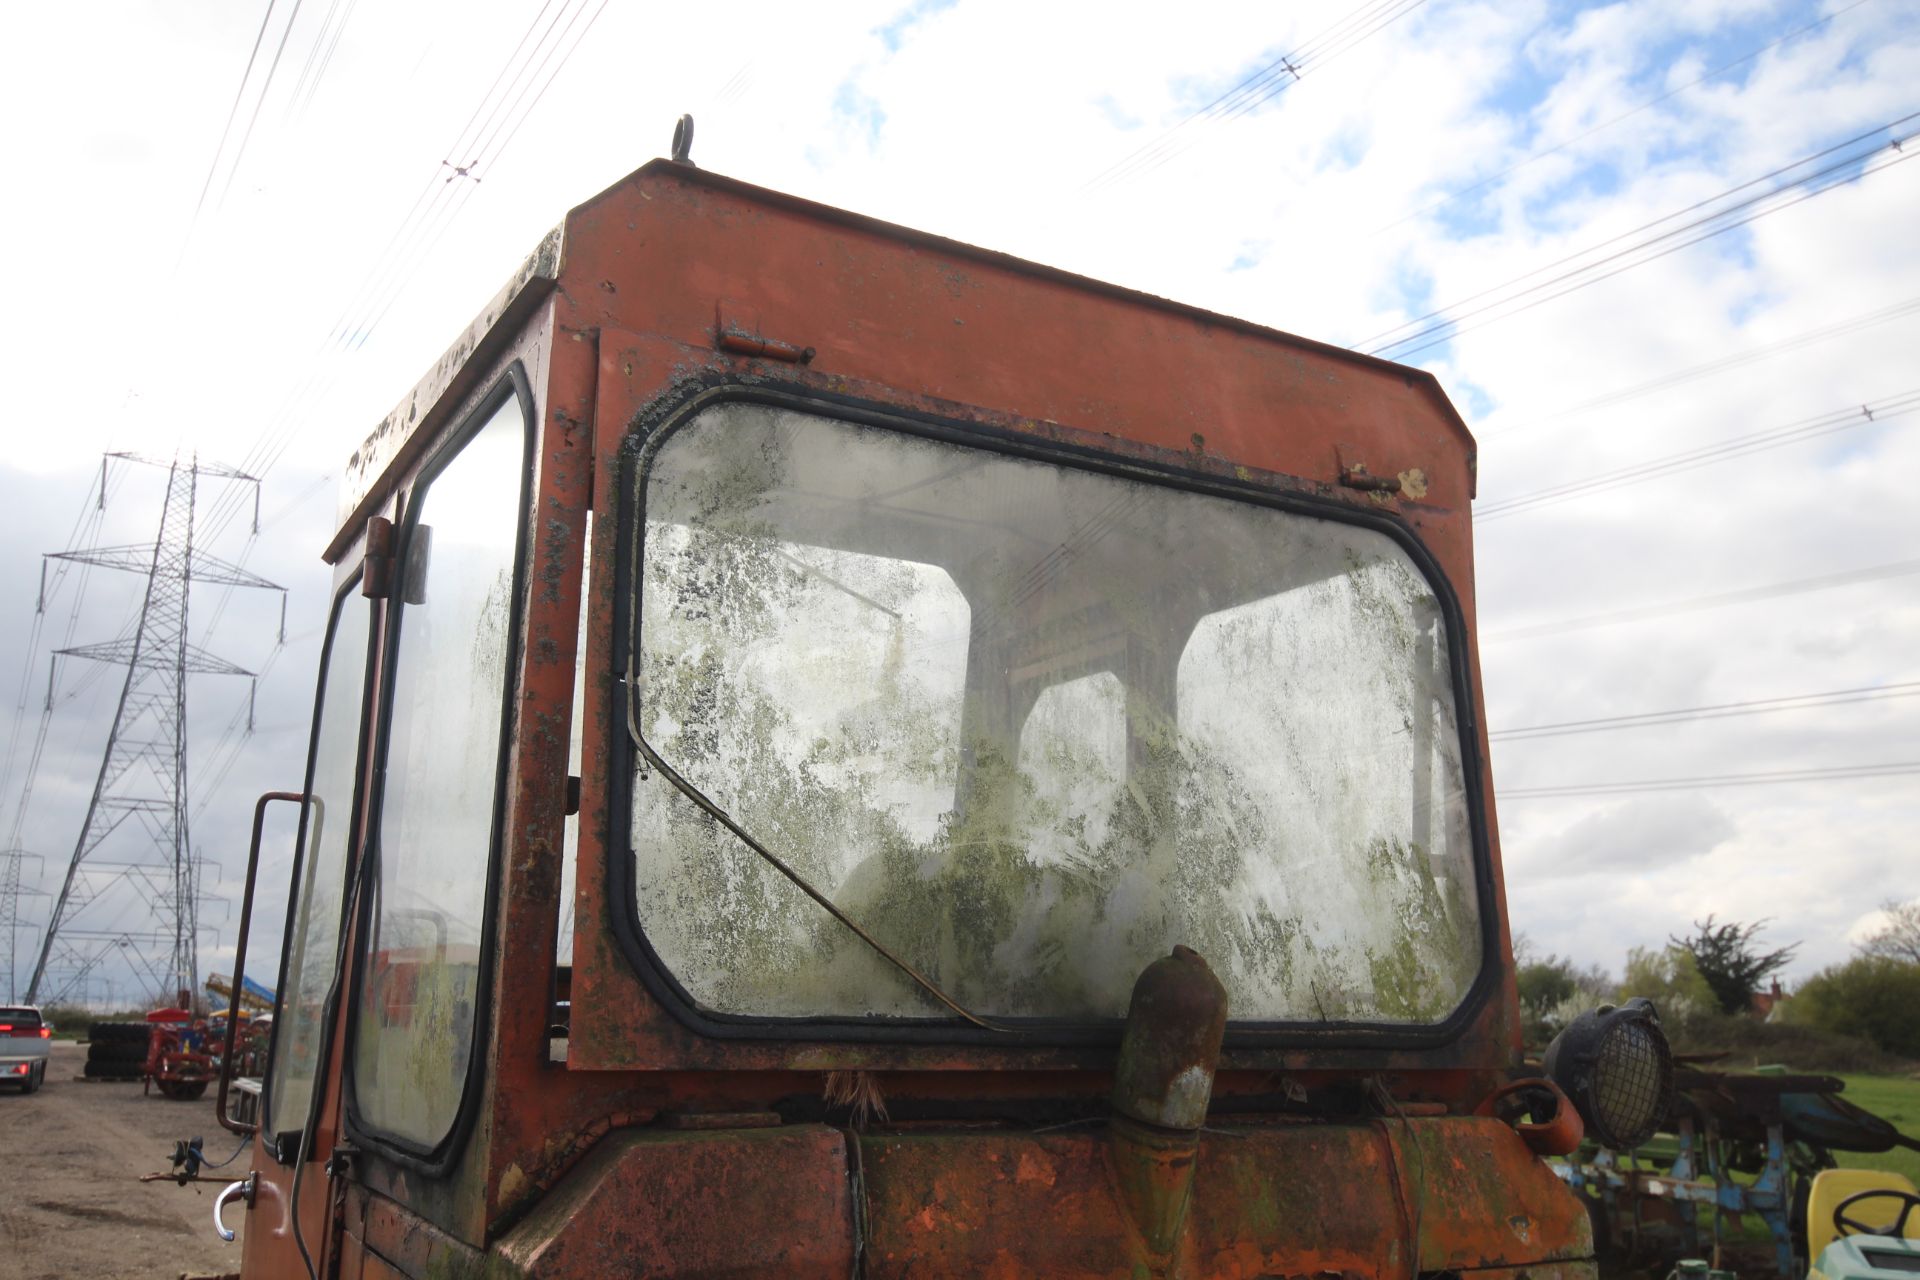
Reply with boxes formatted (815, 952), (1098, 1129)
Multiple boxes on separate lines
(6, 1063), (24, 1075)
(39, 1027), (51, 1038)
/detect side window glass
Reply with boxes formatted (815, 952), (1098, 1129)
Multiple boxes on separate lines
(352, 392), (527, 1149)
(557, 513), (591, 968)
(264, 584), (371, 1139)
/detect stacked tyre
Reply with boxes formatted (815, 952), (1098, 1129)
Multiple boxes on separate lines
(83, 1022), (146, 1081)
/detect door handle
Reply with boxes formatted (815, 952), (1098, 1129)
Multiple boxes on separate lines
(213, 1172), (257, 1243)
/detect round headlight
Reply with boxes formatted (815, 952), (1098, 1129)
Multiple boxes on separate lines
(1542, 996), (1674, 1150)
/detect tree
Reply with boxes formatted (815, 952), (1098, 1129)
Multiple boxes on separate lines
(1570, 961), (1614, 1003)
(1511, 931), (1539, 966)
(1517, 956), (1578, 1024)
(1792, 956), (1920, 1058)
(1670, 916), (1798, 1016)
(1857, 898), (1920, 966)
(1619, 944), (1715, 1019)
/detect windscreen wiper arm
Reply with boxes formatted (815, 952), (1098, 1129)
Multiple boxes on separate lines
(625, 662), (1007, 1032)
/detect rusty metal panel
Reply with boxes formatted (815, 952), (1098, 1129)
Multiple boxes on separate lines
(488, 1126), (856, 1277)
(859, 1117), (1589, 1278)
(356, 1188), (486, 1277)
(1389, 1116), (1595, 1269)
(562, 162), (1476, 488)
(328, 226), (562, 563)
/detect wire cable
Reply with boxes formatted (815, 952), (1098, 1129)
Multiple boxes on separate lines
(186, 0), (281, 232)
(1083, 0), (1429, 192)
(1477, 391), (1919, 520)
(1361, 113), (1920, 359)
(1363, 111), (1920, 352)
(1501, 760), (1920, 799)
(283, 0), (355, 122)
(1482, 294), (1920, 441)
(1373, 0), (1877, 237)
(217, 0), (310, 210)
(1489, 681), (1920, 742)
(191, 0), (606, 551)
(190, 0), (576, 537)
(1483, 557), (1920, 643)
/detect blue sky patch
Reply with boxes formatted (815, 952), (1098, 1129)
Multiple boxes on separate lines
(831, 80), (887, 151)
(873, 0), (959, 53)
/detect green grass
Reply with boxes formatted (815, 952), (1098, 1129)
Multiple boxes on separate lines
(35, 1005), (150, 1040)
(1564, 1073), (1920, 1253)
(1660, 1076), (1920, 1249)
(1832, 1073), (1920, 1188)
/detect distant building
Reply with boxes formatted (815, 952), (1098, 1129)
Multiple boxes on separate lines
(1750, 978), (1791, 1021)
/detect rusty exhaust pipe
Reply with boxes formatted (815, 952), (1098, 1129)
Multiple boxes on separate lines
(1108, 945), (1228, 1268)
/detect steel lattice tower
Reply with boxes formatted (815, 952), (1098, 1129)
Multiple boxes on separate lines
(24, 453), (283, 1007)
(0, 846), (42, 1003)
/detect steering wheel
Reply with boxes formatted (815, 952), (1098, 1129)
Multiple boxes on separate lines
(1833, 1188), (1920, 1240)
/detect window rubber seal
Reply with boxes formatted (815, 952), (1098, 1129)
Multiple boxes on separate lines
(340, 363), (537, 1174)
(607, 378), (1502, 1053)
(260, 566), (373, 1162)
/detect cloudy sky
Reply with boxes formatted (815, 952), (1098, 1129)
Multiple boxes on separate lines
(1, 0), (1915, 1007)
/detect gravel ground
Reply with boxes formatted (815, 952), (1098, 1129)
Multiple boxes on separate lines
(0, 1039), (247, 1280)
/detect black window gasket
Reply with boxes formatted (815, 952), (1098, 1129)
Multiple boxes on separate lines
(261, 566), (373, 1161)
(609, 380), (1501, 1052)
(341, 363), (536, 1173)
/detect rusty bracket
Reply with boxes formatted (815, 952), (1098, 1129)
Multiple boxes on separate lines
(1334, 442), (1429, 498)
(715, 300), (815, 364)
(361, 515), (396, 598)
(1339, 463), (1402, 494)
(326, 1142), (359, 1180)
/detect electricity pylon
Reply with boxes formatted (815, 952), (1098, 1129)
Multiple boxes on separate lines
(23, 453), (284, 1007)
(0, 848), (44, 1002)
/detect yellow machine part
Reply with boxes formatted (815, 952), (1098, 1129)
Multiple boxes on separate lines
(1806, 1168), (1920, 1259)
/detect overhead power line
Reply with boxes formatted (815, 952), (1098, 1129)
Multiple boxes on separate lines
(1483, 293), (1920, 441)
(1501, 760), (1920, 800)
(1489, 680), (1920, 742)
(217, 0), (310, 211)
(1477, 390), (1919, 520)
(1359, 112), (1920, 360)
(1082, 0), (1430, 193)
(189, 0), (611, 551)
(188, 1), (283, 232)
(284, 0), (361, 122)
(1374, 0), (1877, 237)
(1483, 557), (1920, 643)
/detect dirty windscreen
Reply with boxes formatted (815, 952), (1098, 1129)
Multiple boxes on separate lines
(631, 402), (1482, 1024)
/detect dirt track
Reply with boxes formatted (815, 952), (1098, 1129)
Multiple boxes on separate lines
(0, 1040), (246, 1280)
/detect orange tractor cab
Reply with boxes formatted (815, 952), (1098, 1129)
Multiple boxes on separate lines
(204, 137), (1672, 1278)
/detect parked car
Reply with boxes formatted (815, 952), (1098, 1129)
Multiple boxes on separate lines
(0, 1004), (52, 1093)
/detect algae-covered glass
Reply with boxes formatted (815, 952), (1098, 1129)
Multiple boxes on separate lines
(631, 402), (1481, 1025)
